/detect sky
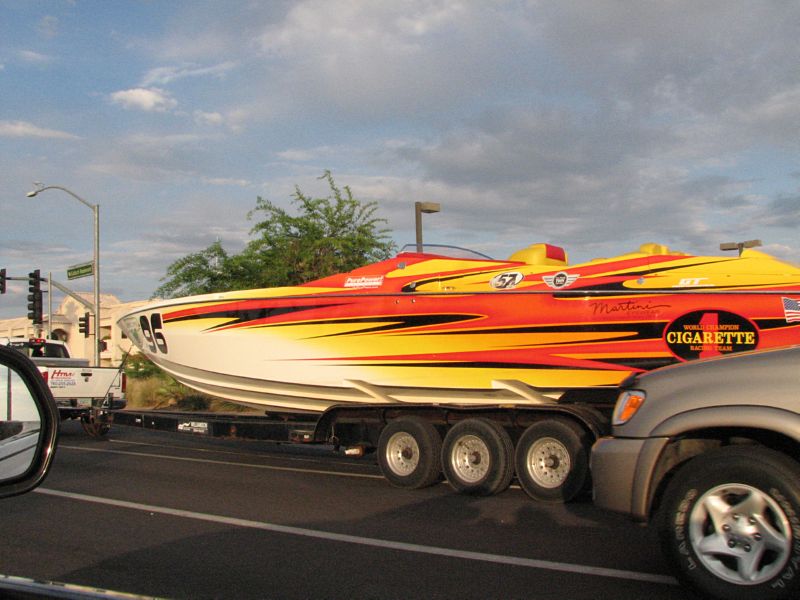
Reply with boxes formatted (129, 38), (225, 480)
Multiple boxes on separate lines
(1, 0), (799, 318)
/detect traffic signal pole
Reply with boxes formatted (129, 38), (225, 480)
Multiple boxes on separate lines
(1, 269), (96, 342)
(27, 270), (43, 327)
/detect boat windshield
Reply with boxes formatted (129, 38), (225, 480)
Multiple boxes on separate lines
(398, 244), (494, 260)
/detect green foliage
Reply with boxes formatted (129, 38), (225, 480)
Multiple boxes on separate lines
(153, 240), (232, 299)
(245, 171), (395, 286)
(124, 353), (165, 380)
(154, 171), (395, 298)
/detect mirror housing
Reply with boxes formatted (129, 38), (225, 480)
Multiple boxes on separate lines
(0, 344), (59, 498)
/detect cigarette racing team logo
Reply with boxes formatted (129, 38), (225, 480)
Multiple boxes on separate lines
(665, 310), (759, 361)
(543, 271), (580, 289)
(491, 272), (524, 290)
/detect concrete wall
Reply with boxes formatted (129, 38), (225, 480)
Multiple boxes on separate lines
(0, 294), (150, 366)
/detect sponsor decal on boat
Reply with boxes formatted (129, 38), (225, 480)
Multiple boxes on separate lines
(665, 310), (759, 360)
(543, 271), (580, 289)
(672, 277), (713, 288)
(783, 297), (800, 323)
(590, 300), (671, 318)
(490, 272), (524, 289)
(344, 276), (384, 289)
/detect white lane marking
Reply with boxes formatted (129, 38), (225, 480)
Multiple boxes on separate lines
(58, 444), (383, 479)
(35, 487), (677, 586)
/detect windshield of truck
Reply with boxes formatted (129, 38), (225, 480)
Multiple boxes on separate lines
(8, 341), (69, 359)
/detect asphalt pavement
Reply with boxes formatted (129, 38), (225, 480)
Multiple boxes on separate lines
(0, 419), (695, 599)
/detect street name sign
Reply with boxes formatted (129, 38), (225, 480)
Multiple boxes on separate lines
(67, 262), (93, 280)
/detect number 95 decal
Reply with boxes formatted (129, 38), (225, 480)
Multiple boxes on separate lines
(140, 313), (168, 354)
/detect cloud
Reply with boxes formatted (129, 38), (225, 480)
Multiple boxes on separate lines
(193, 110), (224, 126)
(110, 88), (178, 112)
(201, 177), (251, 187)
(754, 195), (800, 228)
(37, 15), (59, 38)
(86, 132), (241, 184)
(140, 61), (237, 86)
(0, 120), (79, 139)
(251, 1), (540, 120)
(18, 50), (53, 64)
(274, 147), (340, 162)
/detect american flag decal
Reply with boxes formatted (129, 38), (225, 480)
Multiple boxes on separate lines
(783, 297), (800, 323)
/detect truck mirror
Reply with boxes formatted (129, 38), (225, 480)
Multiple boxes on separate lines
(0, 345), (59, 498)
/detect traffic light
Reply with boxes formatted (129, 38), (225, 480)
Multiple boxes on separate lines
(27, 270), (43, 324)
(78, 312), (90, 338)
(0, 268), (6, 294)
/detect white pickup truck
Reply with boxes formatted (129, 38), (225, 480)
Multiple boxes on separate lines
(1, 337), (126, 436)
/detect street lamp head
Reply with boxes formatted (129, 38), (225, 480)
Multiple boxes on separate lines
(26, 182), (45, 198)
(416, 201), (441, 214)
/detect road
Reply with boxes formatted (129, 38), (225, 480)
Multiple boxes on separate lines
(0, 420), (695, 599)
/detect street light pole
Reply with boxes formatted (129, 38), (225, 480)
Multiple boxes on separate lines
(415, 201), (441, 253)
(26, 184), (101, 366)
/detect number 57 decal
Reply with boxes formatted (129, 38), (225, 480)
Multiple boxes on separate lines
(490, 272), (524, 290)
(140, 313), (168, 354)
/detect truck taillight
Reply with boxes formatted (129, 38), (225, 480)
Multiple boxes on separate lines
(121, 373), (127, 393)
(41, 371), (48, 384)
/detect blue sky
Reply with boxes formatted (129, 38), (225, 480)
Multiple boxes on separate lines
(1, 1), (799, 317)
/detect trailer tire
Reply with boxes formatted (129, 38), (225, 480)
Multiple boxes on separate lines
(81, 414), (110, 438)
(378, 417), (442, 489)
(441, 418), (513, 496)
(514, 418), (589, 503)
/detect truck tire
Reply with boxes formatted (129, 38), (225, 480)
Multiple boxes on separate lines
(514, 418), (589, 503)
(378, 417), (442, 489)
(441, 418), (513, 496)
(659, 446), (800, 600)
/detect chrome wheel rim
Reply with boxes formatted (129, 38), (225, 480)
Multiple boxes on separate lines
(688, 483), (792, 585)
(449, 434), (490, 483)
(385, 432), (420, 477)
(526, 436), (570, 489)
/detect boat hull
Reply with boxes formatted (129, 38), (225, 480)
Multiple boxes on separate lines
(118, 245), (800, 412)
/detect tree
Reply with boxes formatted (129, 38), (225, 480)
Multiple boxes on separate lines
(154, 240), (231, 298)
(245, 171), (395, 286)
(154, 172), (395, 298)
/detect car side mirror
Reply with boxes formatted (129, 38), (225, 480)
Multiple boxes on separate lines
(0, 344), (59, 498)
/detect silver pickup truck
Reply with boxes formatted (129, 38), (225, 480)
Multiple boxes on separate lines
(2, 337), (125, 436)
(592, 345), (800, 600)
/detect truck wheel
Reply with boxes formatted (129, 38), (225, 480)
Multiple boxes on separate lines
(659, 446), (800, 600)
(441, 418), (513, 496)
(514, 418), (590, 503)
(378, 417), (442, 489)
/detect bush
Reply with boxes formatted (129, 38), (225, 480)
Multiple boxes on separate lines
(123, 353), (258, 412)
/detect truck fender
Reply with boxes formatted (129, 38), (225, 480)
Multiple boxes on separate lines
(650, 405), (800, 442)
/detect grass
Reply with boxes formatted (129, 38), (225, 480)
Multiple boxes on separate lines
(125, 376), (259, 413)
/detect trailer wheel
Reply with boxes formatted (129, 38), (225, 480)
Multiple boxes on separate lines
(378, 417), (442, 489)
(441, 418), (513, 496)
(514, 418), (589, 503)
(81, 414), (110, 438)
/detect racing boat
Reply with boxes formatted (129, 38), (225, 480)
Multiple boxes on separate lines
(118, 242), (800, 413)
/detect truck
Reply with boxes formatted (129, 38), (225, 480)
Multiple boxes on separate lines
(1, 337), (126, 437)
(591, 344), (800, 600)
